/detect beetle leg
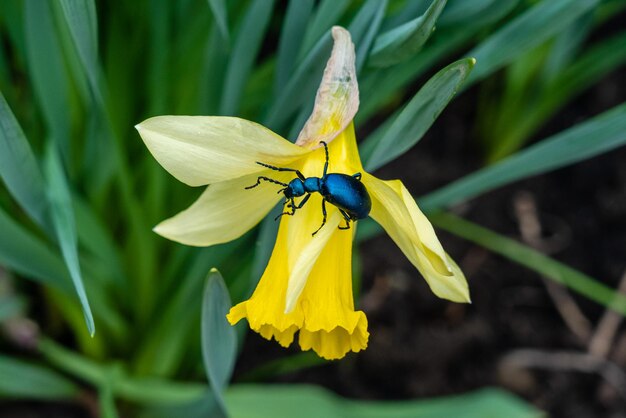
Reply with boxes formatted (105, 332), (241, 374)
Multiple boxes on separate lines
(245, 176), (287, 190)
(256, 162), (305, 181)
(293, 193), (311, 209)
(312, 199), (328, 236)
(352, 172), (362, 181)
(275, 198), (297, 221)
(338, 209), (352, 230)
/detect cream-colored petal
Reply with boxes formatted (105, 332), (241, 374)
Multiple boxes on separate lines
(364, 174), (470, 303)
(154, 171), (290, 246)
(136, 116), (307, 186)
(295, 27), (359, 150)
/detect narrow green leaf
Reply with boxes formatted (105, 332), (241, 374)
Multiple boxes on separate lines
(466, 0), (600, 85)
(225, 385), (542, 418)
(348, 0), (388, 72)
(432, 212), (626, 316)
(0, 92), (49, 229)
(0, 207), (70, 293)
(56, 0), (101, 104)
(363, 58), (475, 171)
(264, 33), (332, 133)
(438, 0), (519, 28)
(369, 0), (447, 67)
(219, 0), (276, 115)
(274, 0), (314, 96)
(421, 103), (626, 212)
(202, 269), (237, 416)
(0, 296), (25, 321)
(44, 143), (95, 336)
(206, 0), (229, 45)
(24, 0), (72, 153)
(0, 355), (78, 399)
(357, 28), (473, 123)
(298, 0), (351, 60)
(39, 339), (207, 404)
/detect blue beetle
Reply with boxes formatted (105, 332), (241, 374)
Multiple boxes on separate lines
(245, 141), (372, 236)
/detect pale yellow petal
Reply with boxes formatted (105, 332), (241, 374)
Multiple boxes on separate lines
(154, 171), (290, 246)
(295, 27), (359, 150)
(364, 174), (470, 303)
(136, 116), (307, 186)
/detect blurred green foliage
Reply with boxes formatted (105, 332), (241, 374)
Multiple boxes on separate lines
(0, 0), (624, 416)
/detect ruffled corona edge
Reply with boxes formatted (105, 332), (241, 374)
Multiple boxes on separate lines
(227, 303), (368, 360)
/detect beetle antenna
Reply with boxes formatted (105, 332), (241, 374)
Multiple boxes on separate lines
(320, 141), (329, 176)
(245, 176), (288, 190)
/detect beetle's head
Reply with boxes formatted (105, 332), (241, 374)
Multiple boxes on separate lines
(283, 178), (305, 198)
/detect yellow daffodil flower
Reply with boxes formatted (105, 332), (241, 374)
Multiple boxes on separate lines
(136, 27), (469, 360)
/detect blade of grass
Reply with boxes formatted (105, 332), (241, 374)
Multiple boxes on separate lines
(225, 385), (542, 418)
(357, 28), (474, 124)
(23, 0), (72, 158)
(0, 207), (70, 293)
(56, 0), (101, 105)
(274, 0), (314, 96)
(421, 102), (626, 212)
(44, 142), (95, 336)
(0, 296), (25, 321)
(369, 0), (446, 67)
(264, 32), (332, 133)
(466, 0), (600, 86)
(362, 57), (474, 170)
(348, 0), (388, 73)
(298, 0), (351, 61)
(0, 92), (49, 230)
(219, 0), (276, 115)
(432, 212), (626, 316)
(0, 355), (78, 399)
(39, 339), (207, 404)
(206, 0), (229, 45)
(202, 269), (236, 417)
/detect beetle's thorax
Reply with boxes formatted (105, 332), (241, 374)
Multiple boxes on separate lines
(304, 177), (321, 193)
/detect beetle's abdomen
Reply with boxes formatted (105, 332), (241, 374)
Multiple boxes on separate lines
(322, 174), (371, 219)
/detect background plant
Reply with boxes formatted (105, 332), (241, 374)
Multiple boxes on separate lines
(0, 0), (625, 417)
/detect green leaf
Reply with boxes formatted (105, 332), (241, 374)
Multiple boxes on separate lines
(206, 0), (229, 45)
(432, 212), (626, 316)
(219, 0), (276, 115)
(56, 0), (101, 104)
(466, 0), (600, 85)
(39, 338), (207, 404)
(44, 143), (95, 336)
(24, 0), (72, 152)
(202, 269), (237, 416)
(438, 0), (519, 28)
(0, 355), (78, 399)
(274, 0), (315, 96)
(357, 28), (473, 124)
(264, 33), (332, 132)
(362, 58), (475, 171)
(421, 102), (626, 212)
(348, 0), (388, 72)
(0, 92), (49, 230)
(369, 0), (447, 67)
(225, 385), (542, 418)
(0, 296), (25, 321)
(0, 207), (70, 293)
(298, 0), (351, 60)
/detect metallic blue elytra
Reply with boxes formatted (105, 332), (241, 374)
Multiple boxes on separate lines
(245, 141), (372, 236)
